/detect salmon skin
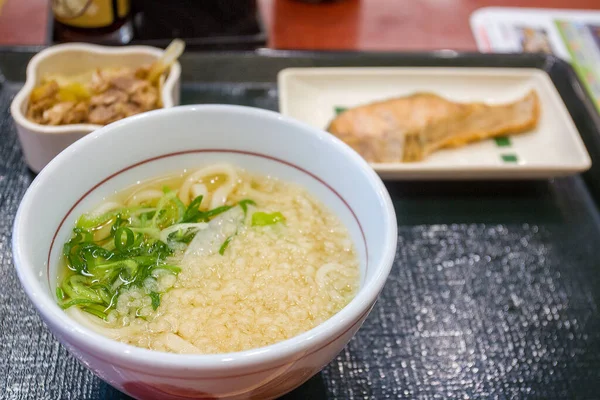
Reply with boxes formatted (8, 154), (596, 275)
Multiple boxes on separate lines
(327, 91), (540, 162)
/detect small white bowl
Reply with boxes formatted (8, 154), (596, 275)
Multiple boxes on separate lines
(10, 43), (181, 173)
(12, 105), (397, 399)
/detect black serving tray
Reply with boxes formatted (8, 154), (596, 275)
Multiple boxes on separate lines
(1, 50), (600, 399)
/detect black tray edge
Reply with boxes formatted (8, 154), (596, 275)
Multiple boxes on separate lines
(1, 49), (599, 201)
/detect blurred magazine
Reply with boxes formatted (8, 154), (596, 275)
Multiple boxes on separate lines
(470, 7), (600, 114)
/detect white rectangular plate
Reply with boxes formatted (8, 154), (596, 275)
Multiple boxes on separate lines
(278, 67), (591, 180)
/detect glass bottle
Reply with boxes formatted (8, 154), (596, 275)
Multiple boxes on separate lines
(52, 0), (133, 44)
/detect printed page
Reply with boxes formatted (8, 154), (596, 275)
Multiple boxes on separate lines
(470, 7), (600, 113)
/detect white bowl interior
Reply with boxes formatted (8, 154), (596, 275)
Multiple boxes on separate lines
(48, 152), (370, 288)
(14, 105), (396, 365)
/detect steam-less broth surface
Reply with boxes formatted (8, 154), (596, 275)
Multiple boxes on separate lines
(58, 164), (359, 354)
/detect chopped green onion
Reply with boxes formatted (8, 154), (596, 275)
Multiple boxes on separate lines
(182, 195), (204, 223)
(219, 236), (234, 255)
(334, 106), (347, 115)
(203, 205), (232, 219)
(114, 227), (135, 252)
(494, 136), (512, 147)
(167, 228), (197, 244)
(154, 264), (181, 274)
(62, 275), (105, 303)
(149, 292), (160, 310)
(152, 191), (185, 228)
(182, 198), (254, 223)
(239, 199), (256, 215)
(252, 211), (286, 226)
(82, 304), (108, 320)
(59, 298), (103, 309)
(501, 154), (518, 163)
(77, 211), (120, 230)
(130, 227), (161, 238)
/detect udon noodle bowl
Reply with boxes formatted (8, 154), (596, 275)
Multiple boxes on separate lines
(57, 163), (359, 354)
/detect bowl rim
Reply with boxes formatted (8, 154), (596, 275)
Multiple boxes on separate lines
(9, 42), (181, 135)
(12, 104), (397, 373)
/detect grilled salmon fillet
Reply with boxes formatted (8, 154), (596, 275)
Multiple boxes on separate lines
(327, 91), (540, 162)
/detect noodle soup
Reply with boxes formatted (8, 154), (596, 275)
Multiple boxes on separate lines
(57, 163), (359, 354)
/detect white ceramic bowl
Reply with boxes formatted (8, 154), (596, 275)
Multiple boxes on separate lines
(10, 43), (181, 173)
(12, 105), (397, 400)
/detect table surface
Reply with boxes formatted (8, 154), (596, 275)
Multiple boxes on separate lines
(0, 0), (599, 50)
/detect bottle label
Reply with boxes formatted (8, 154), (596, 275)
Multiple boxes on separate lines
(52, 0), (130, 28)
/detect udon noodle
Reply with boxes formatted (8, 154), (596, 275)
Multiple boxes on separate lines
(58, 163), (359, 354)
